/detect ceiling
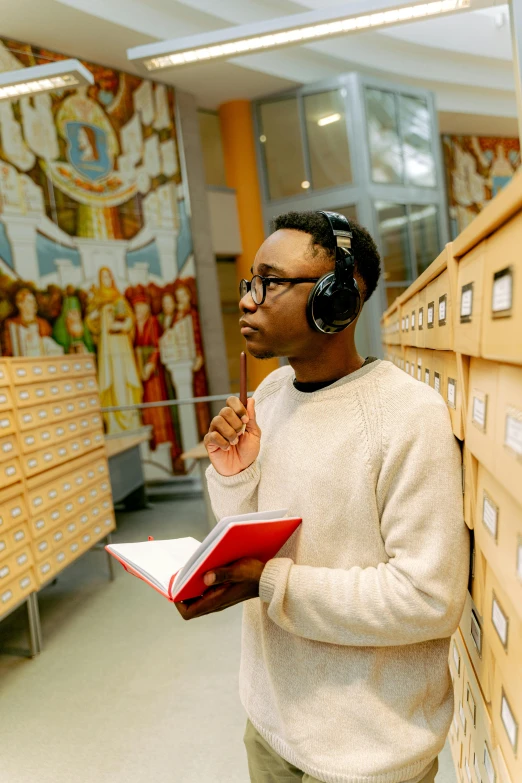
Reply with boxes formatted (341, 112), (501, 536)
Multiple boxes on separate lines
(0, 0), (517, 119)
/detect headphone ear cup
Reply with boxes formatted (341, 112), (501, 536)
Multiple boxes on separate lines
(306, 273), (361, 334)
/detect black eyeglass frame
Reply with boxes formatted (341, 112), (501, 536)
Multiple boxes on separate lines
(239, 274), (321, 306)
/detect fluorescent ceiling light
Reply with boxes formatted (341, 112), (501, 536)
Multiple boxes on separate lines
(0, 59), (94, 102)
(128, 0), (472, 72)
(318, 113), (341, 126)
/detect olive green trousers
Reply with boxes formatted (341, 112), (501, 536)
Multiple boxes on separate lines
(244, 719), (439, 783)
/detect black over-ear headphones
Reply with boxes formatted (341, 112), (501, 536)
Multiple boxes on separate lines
(306, 211), (362, 334)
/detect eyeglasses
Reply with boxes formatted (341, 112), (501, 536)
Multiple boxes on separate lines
(239, 275), (320, 306)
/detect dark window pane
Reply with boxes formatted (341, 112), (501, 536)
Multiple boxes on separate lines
(410, 204), (440, 274)
(399, 95), (436, 188)
(304, 90), (352, 190)
(259, 98), (306, 200)
(375, 202), (413, 282)
(365, 89), (403, 184)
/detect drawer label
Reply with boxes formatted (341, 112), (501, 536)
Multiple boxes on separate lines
(36, 520), (44, 530)
(49, 366), (57, 374)
(492, 267), (513, 316)
(57, 552), (65, 563)
(427, 302), (434, 327)
(2, 589), (13, 603)
(49, 490), (58, 499)
(452, 640), (460, 674)
(411, 311), (415, 330)
(41, 563), (51, 574)
(470, 609), (482, 657)
(0, 566), (10, 579)
(20, 576), (31, 590)
(417, 362), (422, 382)
(0, 542), (5, 553)
(56, 428), (65, 436)
(492, 593), (509, 648)
(25, 436), (35, 445)
(482, 494), (498, 540)
(501, 690), (518, 752)
(424, 369), (430, 385)
(472, 393), (487, 432)
(473, 752), (480, 783)
(483, 742), (495, 783)
(71, 543), (79, 553)
(505, 408), (522, 458)
(434, 372), (441, 394)
(63, 483), (71, 492)
(54, 532), (63, 542)
(0, 418), (10, 428)
(14, 530), (24, 542)
(2, 442), (13, 453)
(447, 378), (456, 409)
(459, 700), (467, 734)
(438, 294), (447, 325)
(466, 684), (476, 727)
(17, 553), (28, 566)
(38, 541), (48, 552)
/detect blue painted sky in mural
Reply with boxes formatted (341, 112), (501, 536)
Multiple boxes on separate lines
(126, 241), (162, 278)
(36, 232), (82, 278)
(0, 221), (13, 269)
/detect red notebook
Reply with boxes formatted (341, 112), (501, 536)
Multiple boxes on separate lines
(106, 509), (301, 603)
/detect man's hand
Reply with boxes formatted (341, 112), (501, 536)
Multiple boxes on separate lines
(204, 397), (261, 477)
(174, 557), (265, 621)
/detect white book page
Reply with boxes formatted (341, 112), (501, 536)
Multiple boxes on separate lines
(108, 538), (201, 593)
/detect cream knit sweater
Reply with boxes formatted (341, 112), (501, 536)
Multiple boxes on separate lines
(206, 360), (469, 783)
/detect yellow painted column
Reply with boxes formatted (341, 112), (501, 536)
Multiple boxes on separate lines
(218, 100), (280, 390)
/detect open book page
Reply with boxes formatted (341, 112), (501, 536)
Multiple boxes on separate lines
(107, 537), (201, 595)
(171, 509), (288, 593)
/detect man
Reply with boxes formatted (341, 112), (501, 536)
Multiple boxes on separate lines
(3, 287), (63, 356)
(175, 211), (469, 783)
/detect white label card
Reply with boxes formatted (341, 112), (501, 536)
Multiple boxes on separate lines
(434, 372), (441, 394)
(492, 268), (513, 314)
(472, 395), (487, 431)
(483, 743), (495, 783)
(459, 701), (467, 733)
(482, 495), (498, 539)
(417, 363), (422, 381)
(419, 308), (424, 328)
(492, 595), (509, 648)
(461, 285), (473, 319)
(501, 692), (518, 751)
(411, 311), (416, 329)
(424, 369), (430, 385)
(447, 378), (456, 408)
(439, 296), (447, 323)
(427, 304), (434, 325)
(453, 641), (460, 674)
(505, 411), (522, 457)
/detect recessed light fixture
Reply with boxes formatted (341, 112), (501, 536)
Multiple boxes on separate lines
(0, 59), (94, 102)
(128, 0), (472, 72)
(318, 113), (341, 127)
(260, 134), (267, 142)
(301, 180), (311, 189)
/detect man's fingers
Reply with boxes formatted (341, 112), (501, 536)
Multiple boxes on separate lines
(210, 415), (239, 443)
(204, 432), (231, 451)
(227, 396), (248, 423)
(219, 407), (245, 434)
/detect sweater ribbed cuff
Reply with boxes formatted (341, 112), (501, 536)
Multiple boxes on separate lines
(259, 558), (290, 604)
(205, 459), (260, 487)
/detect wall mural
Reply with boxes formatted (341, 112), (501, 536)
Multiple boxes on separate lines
(0, 38), (210, 476)
(442, 134), (521, 239)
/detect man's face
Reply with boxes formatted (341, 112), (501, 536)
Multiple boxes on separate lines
(19, 292), (37, 323)
(239, 229), (336, 360)
(135, 301), (150, 322)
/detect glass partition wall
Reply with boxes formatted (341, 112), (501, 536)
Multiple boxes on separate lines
(254, 73), (448, 359)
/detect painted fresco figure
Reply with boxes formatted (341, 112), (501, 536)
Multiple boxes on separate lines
(3, 287), (64, 356)
(85, 266), (142, 434)
(129, 286), (181, 465)
(53, 290), (95, 354)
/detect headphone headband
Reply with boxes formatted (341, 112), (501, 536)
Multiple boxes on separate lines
(317, 211), (353, 251)
(306, 210), (361, 334)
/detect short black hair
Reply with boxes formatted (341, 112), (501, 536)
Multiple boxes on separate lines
(272, 211), (381, 302)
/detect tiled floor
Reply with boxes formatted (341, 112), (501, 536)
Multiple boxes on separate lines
(0, 491), (456, 783)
